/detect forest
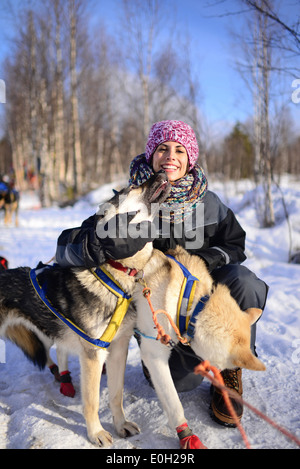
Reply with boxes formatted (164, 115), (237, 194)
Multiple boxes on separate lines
(0, 0), (299, 228)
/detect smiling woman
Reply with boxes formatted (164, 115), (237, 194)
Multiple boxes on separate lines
(145, 120), (199, 173)
(126, 119), (269, 429)
(55, 119), (268, 430)
(152, 142), (188, 181)
(129, 120), (207, 223)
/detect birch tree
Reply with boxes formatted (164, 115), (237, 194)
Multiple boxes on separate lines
(119, 0), (161, 140)
(256, 4), (275, 226)
(53, 0), (66, 196)
(67, 0), (83, 195)
(243, 0), (300, 75)
(235, 0), (276, 226)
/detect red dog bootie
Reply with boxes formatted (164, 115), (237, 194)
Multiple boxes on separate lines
(49, 364), (61, 382)
(60, 370), (76, 398)
(176, 423), (207, 449)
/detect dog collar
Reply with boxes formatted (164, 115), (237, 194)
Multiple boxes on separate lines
(107, 259), (139, 277)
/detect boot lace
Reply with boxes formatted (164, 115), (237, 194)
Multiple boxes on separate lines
(221, 368), (241, 393)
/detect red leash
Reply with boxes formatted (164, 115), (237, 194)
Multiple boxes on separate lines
(142, 281), (300, 449)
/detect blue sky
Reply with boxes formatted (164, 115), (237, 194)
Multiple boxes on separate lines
(0, 0), (299, 138)
(91, 0), (300, 135)
(91, 0), (255, 132)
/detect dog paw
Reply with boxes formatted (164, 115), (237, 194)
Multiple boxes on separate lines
(176, 422), (207, 449)
(59, 370), (75, 397)
(179, 434), (207, 449)
(88, 429), (113, 447)
(116, 420), (140, 438)
(60, 381), (76, 398)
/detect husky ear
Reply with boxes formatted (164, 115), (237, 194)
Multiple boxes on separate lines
(246, 308), (263, 326)
(233, 350), (266, 371)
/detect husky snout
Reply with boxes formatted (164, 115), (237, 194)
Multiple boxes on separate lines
(146, 170), (171, 204)
(99, 171), (170, 227)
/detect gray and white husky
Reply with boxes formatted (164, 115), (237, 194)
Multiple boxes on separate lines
(0, 171), (170, 447)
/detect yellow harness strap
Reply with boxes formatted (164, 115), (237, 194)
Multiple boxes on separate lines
(91, 266), (133, 345)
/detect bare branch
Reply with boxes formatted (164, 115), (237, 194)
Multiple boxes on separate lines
(243, 0), (300, 47)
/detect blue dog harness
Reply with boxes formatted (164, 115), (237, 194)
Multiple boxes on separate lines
(135, 256), (210, 342)
(166, 255), (210, 339)
(29, 264), (132, 349)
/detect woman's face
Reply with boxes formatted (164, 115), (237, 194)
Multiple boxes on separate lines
(152, 141), (189, 181)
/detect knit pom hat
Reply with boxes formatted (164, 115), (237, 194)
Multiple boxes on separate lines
(145, 120), (199, 169)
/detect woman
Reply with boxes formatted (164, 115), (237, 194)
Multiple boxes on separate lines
(56, 120), (268, 427)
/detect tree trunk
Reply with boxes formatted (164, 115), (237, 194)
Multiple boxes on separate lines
(260, 6), (275, 226)
(54, 0), (66, 197)
(250, 1), (275, 226)
(69, 0), (82, 195)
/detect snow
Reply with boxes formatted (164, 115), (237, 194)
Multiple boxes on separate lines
(0, 176), (299, 451)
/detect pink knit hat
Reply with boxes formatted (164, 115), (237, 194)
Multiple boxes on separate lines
(145, 120), (199, 169)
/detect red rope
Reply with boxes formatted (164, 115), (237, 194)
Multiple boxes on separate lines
(194, 361), (300, 448)
(194, 361), (251, 448)
(142, 286), (188, 345)
(141, 282), (300, 449)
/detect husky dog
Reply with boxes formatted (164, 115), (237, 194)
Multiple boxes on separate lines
(0, 169), (265, 449)
(0, 171), (170, 447)
(133, 245), (266, 448)
(0, 185), (19, 226)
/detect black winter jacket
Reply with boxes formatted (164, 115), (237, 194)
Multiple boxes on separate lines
(55, 190), (246, 272)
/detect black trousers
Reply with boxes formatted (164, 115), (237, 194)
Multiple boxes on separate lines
(167, 264), (269, 392)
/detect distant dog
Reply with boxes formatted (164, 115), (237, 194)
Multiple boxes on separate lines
(132, 245), (266, 448)
(0, 171), (170, 447)
(0, 184), (19, 226)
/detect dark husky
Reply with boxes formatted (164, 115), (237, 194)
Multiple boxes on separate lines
(0, 171), (170, 447)
(0, 185), (19, 226)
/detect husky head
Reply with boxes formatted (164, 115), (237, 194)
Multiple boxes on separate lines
(191, 284), (266, 372)
(113, 170), (171, 224)
(97, 170), (170, 226)
(95, 171), (171, 267)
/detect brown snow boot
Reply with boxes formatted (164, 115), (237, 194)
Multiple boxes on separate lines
(211, 368), (243, 427)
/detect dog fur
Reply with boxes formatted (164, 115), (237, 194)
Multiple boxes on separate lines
(0, 171), (170, 447)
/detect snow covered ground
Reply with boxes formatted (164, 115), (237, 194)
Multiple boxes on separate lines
(0, 176), (299, 450)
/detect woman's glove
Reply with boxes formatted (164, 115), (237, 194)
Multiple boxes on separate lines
(196, 248), (227, 272)
(96, 213), (156, 261)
